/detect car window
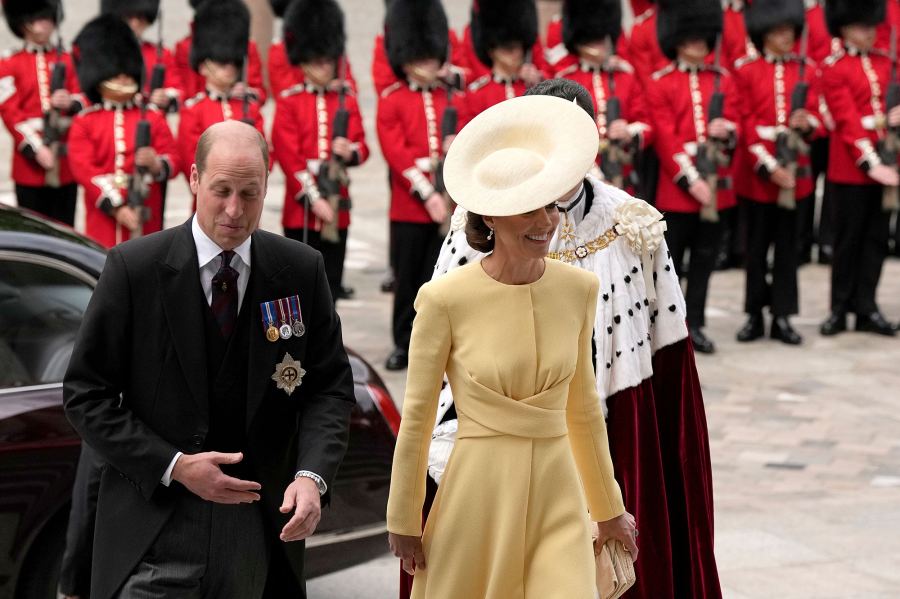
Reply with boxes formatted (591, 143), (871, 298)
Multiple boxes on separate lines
(0, 258), (93, 388)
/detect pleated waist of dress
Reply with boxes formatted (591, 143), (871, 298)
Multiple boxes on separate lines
(455, 375), (572, 440)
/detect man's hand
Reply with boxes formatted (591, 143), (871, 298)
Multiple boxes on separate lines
(789, 109), (812, 132)
(770, 167), (796, 190)
(311, 198), (335, 223)
(231, 82), (249, 100)
(50, 89), (72, 111)
(689, 179), (713, 206)
(150, 88), (169, 109)
(519, 63), (542, 87)
(594, 511), (639, 562)
(708, 118), (732, 140)
(424, 192), (448, 223)
(332, 136), (354, 162)
(135, 147), (162, 176)
(607, 119), (629, 141)
(113, 205), (141, 231)
(279, 477), (321, 542)
(869, 163), (900, 186)
(889, 105), (900, 129)
(442, 134), (456, 154)
(171, 452), (262, 504)
(34, 145), (56, 170)
(389, 532), (426, 575)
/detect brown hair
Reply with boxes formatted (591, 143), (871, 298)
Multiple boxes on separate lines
(465, 212), (495, 253)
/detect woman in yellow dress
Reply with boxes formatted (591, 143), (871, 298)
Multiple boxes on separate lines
(387, 95), (638, 598)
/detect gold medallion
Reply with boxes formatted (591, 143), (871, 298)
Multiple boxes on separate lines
(266, 325), (280, 343)
(272, 352), (305, 396)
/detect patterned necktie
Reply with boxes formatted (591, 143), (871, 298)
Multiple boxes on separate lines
(211, 250), (239, 338)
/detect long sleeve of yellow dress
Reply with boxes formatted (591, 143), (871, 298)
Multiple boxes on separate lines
(567, 277), (626, 522)
(386, 282), (452, 536)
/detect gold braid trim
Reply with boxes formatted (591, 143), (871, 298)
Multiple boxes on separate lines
(547, 227), (619, 263)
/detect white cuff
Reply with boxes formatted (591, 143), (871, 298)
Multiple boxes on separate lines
(161, 451), (183, 486)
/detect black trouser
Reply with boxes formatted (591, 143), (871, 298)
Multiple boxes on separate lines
(741, 196), (804, 317)
(830, 182), (891, 315)
(391, 221), (442, 350)
(15, 183), (77, 226)
(664, 209), (727, 328)
(284, 227), (349, 301)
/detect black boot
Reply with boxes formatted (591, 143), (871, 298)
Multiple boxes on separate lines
(385, 347), (409, 370)
(736, 313), (765, 342)
(819, 312), (846, 336)
(689, 327), (716, 354)
(771, 316), (802, 345)
(338, 285), (355, 300)
(855, 312), (896, 337)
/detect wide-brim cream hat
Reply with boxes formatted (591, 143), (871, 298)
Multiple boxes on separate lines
(443, 94), (599, 217)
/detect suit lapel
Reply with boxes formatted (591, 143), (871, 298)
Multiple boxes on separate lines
(245, 232), (292, 430)
(157, 222), (209, 419)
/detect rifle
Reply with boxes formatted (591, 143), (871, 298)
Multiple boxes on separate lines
(126, 99), (154, 238)
(42, 6), (68, 188)
(240, 54), (254, 125)
(694, 35), (728, 223)
(880, 26), (900, 211)
(148, 9), (167, 109)
(433, 71), (461, 236)
(774, 26), (811, 210)
(317, 56), (351, 243)
(599, 42), (631, 189)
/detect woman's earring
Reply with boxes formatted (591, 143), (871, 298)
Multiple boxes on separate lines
(487, 228), (494, 241)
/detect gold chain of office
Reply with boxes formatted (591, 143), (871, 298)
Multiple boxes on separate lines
(546, 227), (619, 263)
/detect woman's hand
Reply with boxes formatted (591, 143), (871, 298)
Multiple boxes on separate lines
(594, 511), (639, 562)
(389, 532), (426, 575)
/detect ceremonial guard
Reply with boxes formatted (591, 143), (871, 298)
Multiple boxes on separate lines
(458, 0), (542, 128)
(0, 0), (82, 225)
(268, 0), (358, 98)
(819, 0), (899, 336)
(377, 0), (453, 370)
(272, 0), (369, 302)
(647, 0), (741, 354)
(174, 0), (266, 104)
(733, 0), (825, 345)
(177, 0), (265, 185)
(619, 1), (665, 84)
(101, 0), (181, 112)
(555, 0), (653, 194)
(68, 15), (179, 248)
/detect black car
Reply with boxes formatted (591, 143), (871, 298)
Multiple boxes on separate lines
(0, 205), (399, 598)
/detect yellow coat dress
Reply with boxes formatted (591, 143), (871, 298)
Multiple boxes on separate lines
(387, 259), (626, 599)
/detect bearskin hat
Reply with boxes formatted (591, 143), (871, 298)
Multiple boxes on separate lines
(744, 0), (805, 53)
(825, 0), (886, 37)
(656, 0), (723, 60)
(73, 15), (144, 105)
(284, 0), (345, 65)
(562, 0), (622, 54)
(2, 0), (60, 39)
(190, 0), (250, 71)
(384, 0), (449, 80)
(101, 0), (159, 24)
(270, 0), (292, 19)
(471, 0), (538, 68)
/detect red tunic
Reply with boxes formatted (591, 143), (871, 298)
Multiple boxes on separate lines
(646, 62), (741, 213)
(457, 74), (527, 128)
(68, 103), (179, 247)
(267, 40), (358, 98)
(732, 54), (825, 202)
(457, 24), (553, 82)
(271, 84), (369, 231)
(377, 82), (452, 224)
(821, 47), (896, 185)
(620, 8), (665, 85)
(805, 3), (838, 64)
(176, 91), (265, 178)
(370, 31), (469, 97)
(0, 45), (81, 187)
(173, 31), (267, 104)
(139, 41), (183, 104)
(722, 1), (756, 68)
(876, 0), (900, 52)
(543, 15), (577, 74)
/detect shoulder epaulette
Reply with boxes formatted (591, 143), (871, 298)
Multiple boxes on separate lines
(380, 81), (403, 99)
(633, 8), (654, 26)
(610, 58), (634, 74)
(281, 83), (306, 98)
(78, 104), (101, 116)
(733, 54), (759, 70)
(651, 63), (675, 81)
(184, 91), (206, 108)
(556, 64), (577, 77)
(1, 47), (18, 60)
(468, 74), (491, 92)
(823, 49), (845, 67)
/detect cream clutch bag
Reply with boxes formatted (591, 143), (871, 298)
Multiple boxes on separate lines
(592, 523), (636, 599)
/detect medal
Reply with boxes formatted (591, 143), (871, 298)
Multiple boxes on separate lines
(271, 352), (305, 396)
(261, 301), (280, 343)
(289, 295), (305, 338)
(277, 298), (293, 340)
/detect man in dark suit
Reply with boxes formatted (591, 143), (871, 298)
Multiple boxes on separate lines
(63, 119), (355, 598)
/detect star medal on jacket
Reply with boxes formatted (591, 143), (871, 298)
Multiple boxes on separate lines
(272, 352), (305, 396)
(277, 298), (293, 340)
(289, 295), (305, 337)
(260, 300), (280, 342)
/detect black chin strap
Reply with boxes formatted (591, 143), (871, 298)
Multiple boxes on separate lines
(557, 181), (588, 214)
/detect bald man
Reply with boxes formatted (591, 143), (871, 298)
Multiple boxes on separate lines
(64, 121), (355, 599)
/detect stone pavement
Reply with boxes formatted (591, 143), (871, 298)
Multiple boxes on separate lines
(2, 2), (899, 597)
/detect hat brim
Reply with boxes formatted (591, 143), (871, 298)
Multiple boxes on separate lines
(443, 95), (599, 217)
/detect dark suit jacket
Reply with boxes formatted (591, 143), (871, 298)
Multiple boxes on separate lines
(63, 222), (355, 599)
